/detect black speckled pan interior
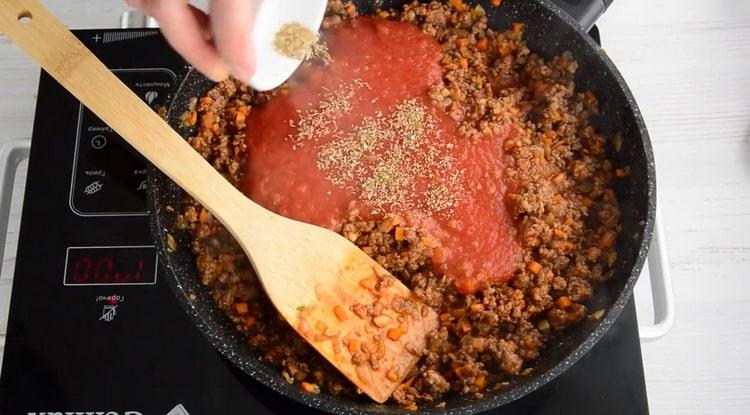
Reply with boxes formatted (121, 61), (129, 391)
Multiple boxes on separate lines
(148, 1), (656, 413)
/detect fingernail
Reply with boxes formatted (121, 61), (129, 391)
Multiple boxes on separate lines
(231, 64), (255, 85)
(206, 62), (231, 82)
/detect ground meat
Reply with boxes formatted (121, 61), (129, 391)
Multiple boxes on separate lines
(177, 0), (622, 410)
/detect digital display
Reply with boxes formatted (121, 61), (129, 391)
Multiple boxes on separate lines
(64, 246), (157, 286)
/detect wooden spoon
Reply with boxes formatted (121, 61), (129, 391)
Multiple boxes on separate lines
(0, 0), (437, 403)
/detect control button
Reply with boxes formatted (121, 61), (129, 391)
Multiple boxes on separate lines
(91, 134), (107, 149)
(83, 180), (104, 195)
(145, 90), (159, 105)
(167, 403), (191, 415)
(70, 68), (176, 216)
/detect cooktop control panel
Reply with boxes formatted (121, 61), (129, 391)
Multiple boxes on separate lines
(70, 68), (176, 216)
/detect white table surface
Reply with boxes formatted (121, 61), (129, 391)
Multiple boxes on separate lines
(0, 1), (749, 413)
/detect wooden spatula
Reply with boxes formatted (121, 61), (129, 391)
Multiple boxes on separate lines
(0, 0), (438, 403)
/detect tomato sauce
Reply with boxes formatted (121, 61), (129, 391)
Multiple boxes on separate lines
(243, 18), (519, 294)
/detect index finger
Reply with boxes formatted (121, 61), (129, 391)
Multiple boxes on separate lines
(146, 0), (230, 82)
(209, 0), (258, 83)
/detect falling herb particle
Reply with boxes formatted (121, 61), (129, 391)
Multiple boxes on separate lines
(296, 305), (306, 312)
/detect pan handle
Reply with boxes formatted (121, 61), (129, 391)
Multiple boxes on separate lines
(0, 138), (31, 351)
(638, 208), (675, 341)
(550, 0), (613, 32)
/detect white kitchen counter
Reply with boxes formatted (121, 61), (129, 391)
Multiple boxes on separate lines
(0, 1), (748, 413)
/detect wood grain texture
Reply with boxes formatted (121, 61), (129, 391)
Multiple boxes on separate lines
(0, 0), (748, 412)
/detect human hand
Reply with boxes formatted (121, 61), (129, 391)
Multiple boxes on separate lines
(125, 0), (256, 82)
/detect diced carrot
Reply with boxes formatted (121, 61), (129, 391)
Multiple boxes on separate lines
(527, 261), (542, 275)
(472, 337), (485, 350)
(553, 228), (567, 239)
(315, 320), (327, 333)
(199, 96), (213, 106)
(394, 226), (406, 241)
(379, 10), (390, 18)
(459, 58), (469, 69)
(386, 368), (400, 382)
(198, 208), (210, 223)
(456, 38), (470, 47)
(512, 22), (525, 33)
(244, 315), (256, 328)
(470, 303), (485, 313)
(490, 0), (502, 6)
(449, 0), (467, 11)
(552, 172), (565, 184)
(615, 168), (628, 177)
(344, 2), (356, 14)
(477, 38), (488, 50)
(387, 326), (406, 341)
(474, 374), (487, 390)
(380, 215), (402, 231)
(234, 302), (249, 315)
(184, 110), (197, 126)
(359, 275), (378, 291)
(233, 105), (247, 121)
(557, 296), (572, 309)
(333, 304), (348, 321)
(454, 366), (469, 377)
(347, 339), (361, 353)
(301, 382), (320, 394)
(599, 232), (616, 248)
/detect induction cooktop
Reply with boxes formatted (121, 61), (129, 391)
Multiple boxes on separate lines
(0, 28), (649, 415)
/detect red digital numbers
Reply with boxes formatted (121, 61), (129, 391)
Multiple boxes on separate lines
(94, 257), (112, 283)
(71, 257), (92, 283)
(69, 255), (146, 285)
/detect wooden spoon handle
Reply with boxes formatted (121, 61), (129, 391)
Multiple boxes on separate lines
(0, 0), (270, 229)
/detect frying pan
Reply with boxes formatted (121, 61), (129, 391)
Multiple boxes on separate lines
(149, 0), (656, 413)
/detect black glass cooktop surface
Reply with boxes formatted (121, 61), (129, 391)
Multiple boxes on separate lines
(0, 29), (648, 415)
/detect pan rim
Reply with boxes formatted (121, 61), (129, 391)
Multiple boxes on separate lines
(148, 1), (657, 413)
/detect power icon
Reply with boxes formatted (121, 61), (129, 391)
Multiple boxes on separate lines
(91, 135), (107, 150)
